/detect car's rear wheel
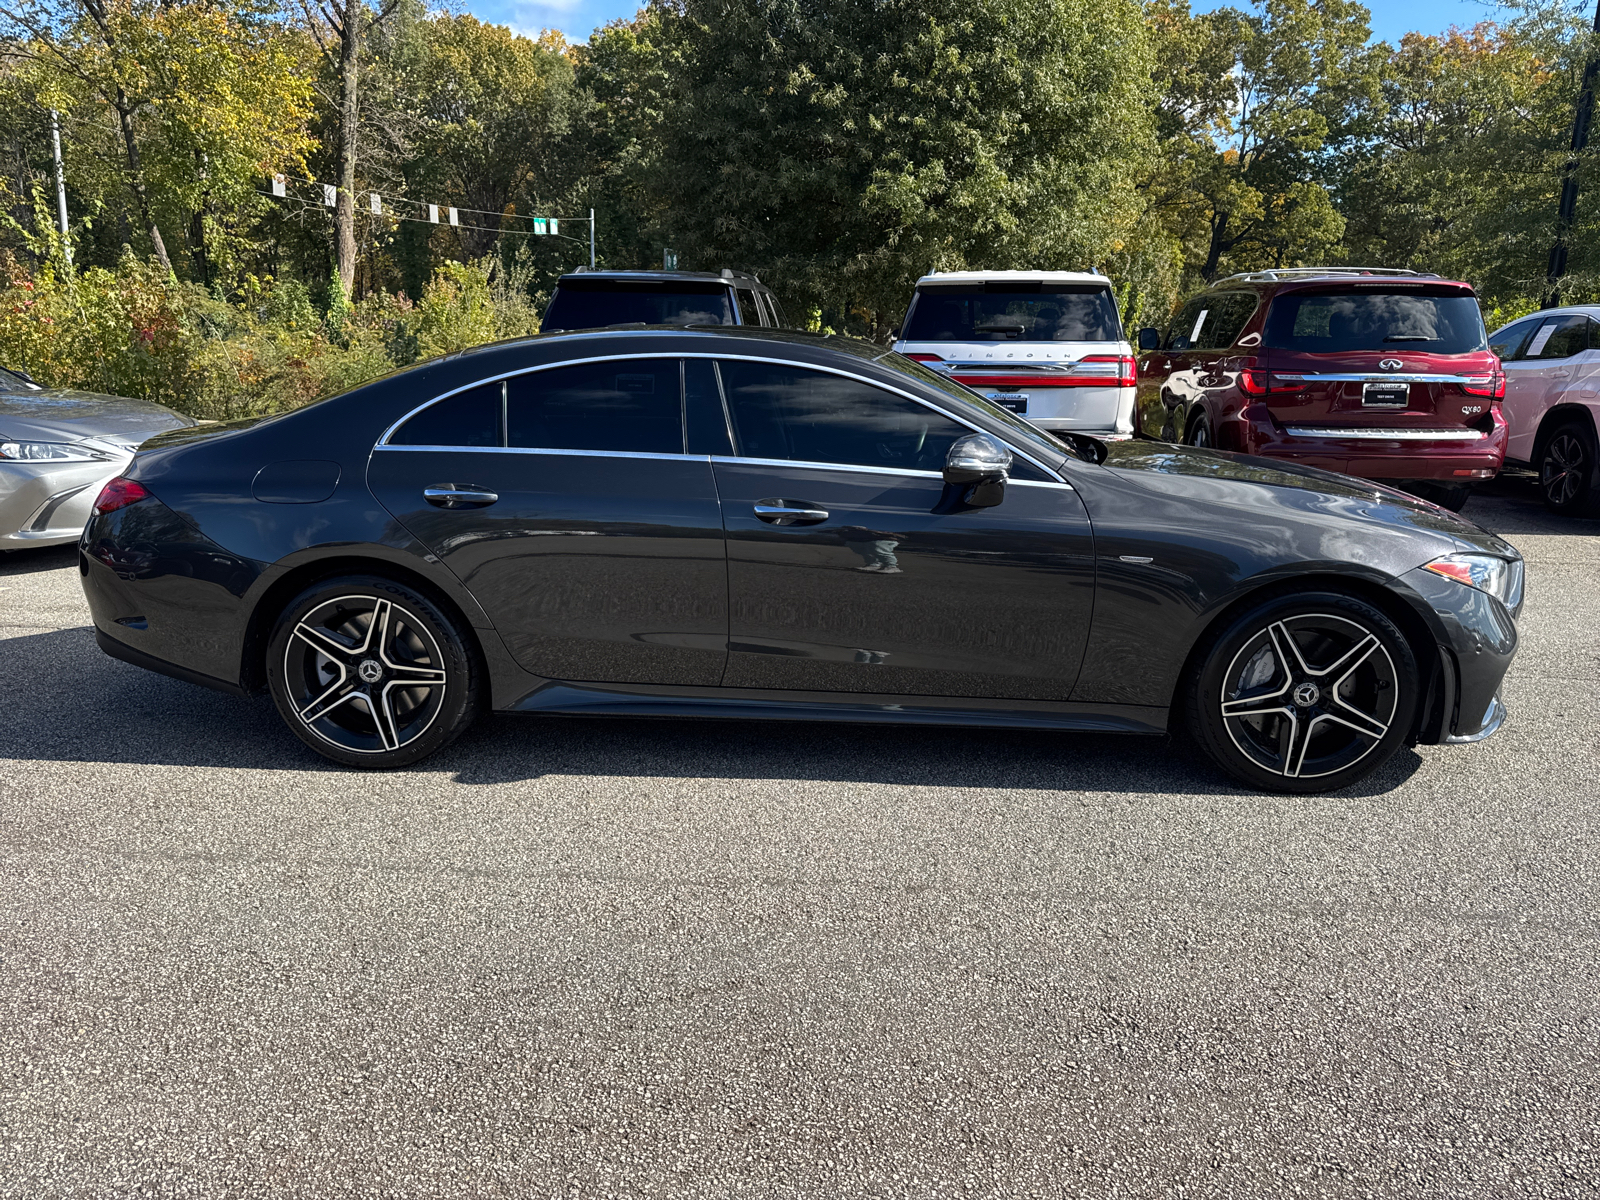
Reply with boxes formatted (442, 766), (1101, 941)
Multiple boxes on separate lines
(1539, 418), (1600, 516)
(1184, 591), (1419, 794)
(267, 575), (482, 768)
(1184, 409), (1213, 448)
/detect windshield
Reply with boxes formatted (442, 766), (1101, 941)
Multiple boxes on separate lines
(1262, 288), (1487, 354)
(879, 352), (1071, 465)
(902, 284), (1121, 342)
(542, 280), (734, 332)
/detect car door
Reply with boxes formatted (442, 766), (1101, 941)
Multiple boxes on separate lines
(1157, 295), (1210, 440)
(706, 357), (1097, 701)
(367, 356), (728, 686)
(1504, 315), (1587, 462)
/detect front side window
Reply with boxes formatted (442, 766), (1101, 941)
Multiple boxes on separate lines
(1262, 288), (1488, 354)
(508, 358), (683, 454)
(733, 288), (758, 325)
(1165, 297), (1209, 351)
(1490, 317), (1542, 361)
(718, 360), (966, 472)
(541, 281), (734, 332)
(903, 283), (1121, 343)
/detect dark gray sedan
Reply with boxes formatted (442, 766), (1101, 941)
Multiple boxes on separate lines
(0, 368), (193, 550)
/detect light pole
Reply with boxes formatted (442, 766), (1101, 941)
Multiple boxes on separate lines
(589, 207), (595, 269)
(49, 109), (70, 270)
(1546, 0), (1600, 305)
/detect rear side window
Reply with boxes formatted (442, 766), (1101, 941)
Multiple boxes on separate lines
(506, 358), (683, 454)
(1522, 315), (1589, 359)
(903, 283), (1121, 342)
(1262, 289), (1488, 354)
(542, 280), (734, 331)
(1195, 292), (1258, 349)
(389, 381), (503, 447)
(718, 360), (966, 472)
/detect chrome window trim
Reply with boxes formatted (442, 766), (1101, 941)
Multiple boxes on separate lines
(373, 444), (710, 462)
(710, 455), (1074, 490)
(375, 351), (1065, 480)
(1283, 426), (1487, 441)
(1273, 373), (1494, 384)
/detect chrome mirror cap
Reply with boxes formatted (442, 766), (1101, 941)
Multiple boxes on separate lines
(944, 433), (1013, 485)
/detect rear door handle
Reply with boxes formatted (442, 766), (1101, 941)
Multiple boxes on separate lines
(754, 500), (829, 526)
(424, 484), (498, 509)
(1548, 369), (1571, 379)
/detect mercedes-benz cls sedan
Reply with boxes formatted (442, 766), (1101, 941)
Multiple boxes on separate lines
(78, 329), (1522, 793)
(1, 367), (193, 550)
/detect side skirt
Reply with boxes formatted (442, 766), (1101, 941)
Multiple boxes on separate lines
(504, 680), (1168, 735)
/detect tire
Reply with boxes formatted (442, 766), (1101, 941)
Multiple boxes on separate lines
(1184, 590), (1420, 794)
(1539, 418), (1600, 516)
(266, 574), (483, 768)
(1184, 409), (1214, 448)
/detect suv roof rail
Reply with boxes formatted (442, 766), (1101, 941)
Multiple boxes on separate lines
(1212, 267), (1441, 285)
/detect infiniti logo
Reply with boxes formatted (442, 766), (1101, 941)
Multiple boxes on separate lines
(1379, 358), (1404, 371)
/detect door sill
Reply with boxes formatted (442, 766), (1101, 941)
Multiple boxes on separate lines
(504, 679), (1167, 734)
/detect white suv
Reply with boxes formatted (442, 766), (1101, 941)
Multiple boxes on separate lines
(1489, 306), (1600, 516)
(892, 270), (1136, 437)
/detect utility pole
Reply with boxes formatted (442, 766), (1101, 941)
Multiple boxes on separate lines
(1547, 0), (1600, 305)
(49, 109), (71, 270)
(589, 207), (596, 269)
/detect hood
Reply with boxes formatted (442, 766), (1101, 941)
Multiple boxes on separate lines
(1096, 440), (1518, 559)
(0, 388), (194, 449)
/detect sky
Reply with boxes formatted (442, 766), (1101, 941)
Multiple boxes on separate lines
(458, 0), (1510, 48)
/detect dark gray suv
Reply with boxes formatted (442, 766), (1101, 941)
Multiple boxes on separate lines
(541, 269), (787, 333)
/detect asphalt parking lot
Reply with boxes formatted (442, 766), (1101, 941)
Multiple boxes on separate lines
(1, 472), (1597, 1198)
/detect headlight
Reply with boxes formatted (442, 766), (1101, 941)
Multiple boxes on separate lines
(1422, 553), (1524, 608)
(0, 440), (115, 463)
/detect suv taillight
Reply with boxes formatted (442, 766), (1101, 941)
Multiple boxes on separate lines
(1237, 370), (1306, 396)
(1461, 372), (1506, 400)
(1078, 354), (1138, 388)
(93, 476), (150, 514)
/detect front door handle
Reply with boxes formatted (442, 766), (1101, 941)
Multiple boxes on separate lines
(424, 484), (499, 509)
(754, 499), (829, 526)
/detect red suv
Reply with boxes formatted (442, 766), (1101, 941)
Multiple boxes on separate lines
(1134, 269), (1507, 510)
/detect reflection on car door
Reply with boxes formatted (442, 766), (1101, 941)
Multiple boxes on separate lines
(367, 357), (728, 686)
(707, 359), (1097, 700)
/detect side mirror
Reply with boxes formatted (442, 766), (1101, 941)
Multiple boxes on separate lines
(1137, 327), (1161, 352)
(943, 433), (1012, 508)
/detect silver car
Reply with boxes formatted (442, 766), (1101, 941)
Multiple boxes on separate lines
(0, 368), (193, 550)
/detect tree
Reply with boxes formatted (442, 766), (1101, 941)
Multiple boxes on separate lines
(299, 0), (402, 295)
(2, 0), (314, 277)
(1142, 0), (1380, 286)
(407, 17), (575, 258)
(652, 0), (1154, 336)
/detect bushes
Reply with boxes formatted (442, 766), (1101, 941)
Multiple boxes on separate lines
(0, 253), (535, 419)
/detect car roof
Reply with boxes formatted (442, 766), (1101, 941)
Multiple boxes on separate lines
(1205, 268), (1473, 293)
(1493, 305), (1600, 326)
(556, 269), (767, 287)
(913, 270), (1109, 286)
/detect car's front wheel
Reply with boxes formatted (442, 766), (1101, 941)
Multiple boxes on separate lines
(267, 575), (482, 768)
(1539, 418), (1600, 516)
(1185, 591), (1420, 794)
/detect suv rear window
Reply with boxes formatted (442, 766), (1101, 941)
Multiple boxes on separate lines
(542, 279), (734, 332)
(903, 283), (1121, 342)
(1262, 288), (1487, 354)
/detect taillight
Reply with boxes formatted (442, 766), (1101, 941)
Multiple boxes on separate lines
(904, 353), (943, 364)
(1237, 370), (1306, 396)
(93, 476), (150, 514)
(1077, 354), (1138, 387)
(1461, 372), (1505, 400)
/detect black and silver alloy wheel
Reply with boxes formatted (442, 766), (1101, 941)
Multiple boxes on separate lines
(1187, 592), (1419, 794)
(267, 576), (481, 768)
(1185, 410), (1213, 449)
(1539, 419), (1599, 516)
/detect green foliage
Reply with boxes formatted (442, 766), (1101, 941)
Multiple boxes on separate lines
(652, 0), (1154, 335)
(0, 253), (517, 418)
